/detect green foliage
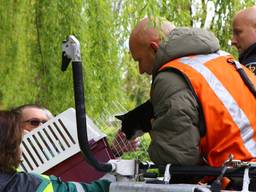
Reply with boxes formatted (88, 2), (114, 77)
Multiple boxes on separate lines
(0, 0), (38, 108)
(81, 0), (123, 117)
(121, 133), (151, 161)
(0, 0), (123, 117)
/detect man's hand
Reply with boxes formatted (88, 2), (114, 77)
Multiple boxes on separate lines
(110, 130), (140, 157)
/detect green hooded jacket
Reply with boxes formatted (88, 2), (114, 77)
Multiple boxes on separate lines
(148, 27), (220, 166)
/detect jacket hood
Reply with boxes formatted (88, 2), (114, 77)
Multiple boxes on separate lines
(152, 27), (220, 76)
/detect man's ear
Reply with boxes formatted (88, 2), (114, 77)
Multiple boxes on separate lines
(150, 41), (159, 52)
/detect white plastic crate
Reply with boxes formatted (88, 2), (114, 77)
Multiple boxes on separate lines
(19, 108), (105, 174)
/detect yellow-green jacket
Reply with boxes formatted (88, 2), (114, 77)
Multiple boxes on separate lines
(0, 171), (110, 192)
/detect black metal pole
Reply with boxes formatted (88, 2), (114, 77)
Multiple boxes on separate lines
(72, 61), (112, 172)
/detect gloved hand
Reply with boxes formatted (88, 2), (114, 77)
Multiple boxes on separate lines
(115, 100), (154, 140)
(111, 130), (140, 157)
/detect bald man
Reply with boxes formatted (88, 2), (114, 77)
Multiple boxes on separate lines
(129, 17), (219, 166)
(129, 17), (256, 170)
(232, 6), (256, 74)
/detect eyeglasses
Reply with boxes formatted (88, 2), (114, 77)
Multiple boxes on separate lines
(23, 119), (47, 127)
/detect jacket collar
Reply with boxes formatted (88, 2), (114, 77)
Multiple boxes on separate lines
(239, 43), (256, 65)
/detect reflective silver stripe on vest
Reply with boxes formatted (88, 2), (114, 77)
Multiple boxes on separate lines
(72, 182), (85, 192)
(179, 52), (256, 156)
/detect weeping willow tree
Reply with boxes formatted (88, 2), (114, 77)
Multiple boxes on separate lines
(0, 0), (255, 117)
(81, 0), (123, 117)
(0, 0), (124, 117)
(0, 0), (82, 113)
(31, 1), (84, 113)
(0, 1), (37, 108)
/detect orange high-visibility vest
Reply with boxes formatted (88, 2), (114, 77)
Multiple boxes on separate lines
(159, 51), (256, 167)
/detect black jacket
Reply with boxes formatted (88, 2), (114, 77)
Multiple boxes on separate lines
(239, 43), (256, 75)
(0, 171), (40, 192)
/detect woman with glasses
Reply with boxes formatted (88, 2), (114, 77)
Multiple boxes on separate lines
(12, 104), (52, 134)
(0, 110), (111, 192)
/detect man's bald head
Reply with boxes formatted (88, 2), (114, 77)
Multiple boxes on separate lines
(130, 17), (174, 45)
(129, 17), (175, 75)
(234, 6), (256, 25)
(232, 6), (256, 54)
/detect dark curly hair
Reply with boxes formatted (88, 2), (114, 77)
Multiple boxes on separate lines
(0, 110), (22, 173)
